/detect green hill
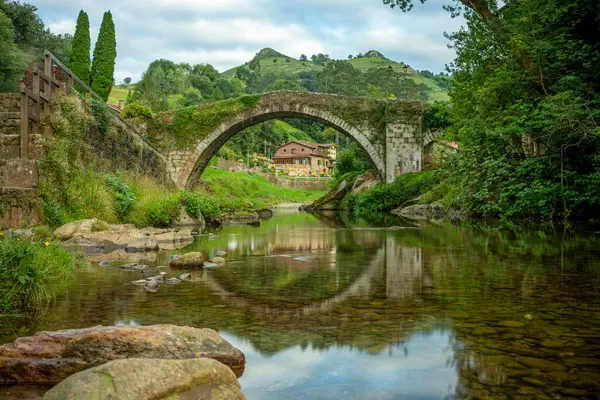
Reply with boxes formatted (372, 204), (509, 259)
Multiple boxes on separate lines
(220, 48), (448, 102)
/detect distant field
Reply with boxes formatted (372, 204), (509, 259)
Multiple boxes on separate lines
(107, 86), (129, 105)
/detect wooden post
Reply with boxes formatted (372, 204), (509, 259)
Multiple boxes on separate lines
(67, 73), (74, 95)
(43, 51), (53, 138)
(31, 71), (40, 146)
(19, 83), (29, 159)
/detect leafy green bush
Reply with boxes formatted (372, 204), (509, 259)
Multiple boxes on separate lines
(349, 171), (438, 217)
(180, 191), (220, 220)
(0, 237), (83, 313)
(106, 174), (137, 220)
(90, 98), (111, 136)
(143, 196), (180, 227)
(122, 103), (153, 120)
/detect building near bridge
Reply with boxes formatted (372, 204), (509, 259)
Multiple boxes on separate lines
(272, 140), (337, 176)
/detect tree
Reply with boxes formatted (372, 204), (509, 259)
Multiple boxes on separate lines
(273, 58), (278, 64)
(285, 58), (291, 63)
(299, 54), (307, 62)
(0, 10), (28, 92)
(316, 60), (367, 96)
(68, 10), (90, 84)
(90, 11), (116, 101)
(348, 54), (353, 59)
(123, 77), (131, 85)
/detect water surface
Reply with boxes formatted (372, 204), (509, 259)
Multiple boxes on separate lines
(2, 211), (600, 399)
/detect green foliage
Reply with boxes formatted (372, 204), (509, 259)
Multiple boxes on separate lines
(143, 196), (180, 227)
(316, 60), (367, 96)
(90, 98), (111, 136)
(180, 191), (219, 219)
(0, 10), (29, 92)
(90, 11), (116, 101)
(121, 103), (153, 120)
(423, 101), (451, 130)
(169, 95), (262, 147)
(106, 174), (136, 220)
(68, 10), (90, 85)
(334, 143), (373, 178)
(0, 237), (83, 313)
(346, 172), (438, 217)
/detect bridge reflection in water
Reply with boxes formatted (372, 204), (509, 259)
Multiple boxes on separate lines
(7, 211), (600, 399)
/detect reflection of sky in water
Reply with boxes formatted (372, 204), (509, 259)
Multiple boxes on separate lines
(222, 330), (456, 400)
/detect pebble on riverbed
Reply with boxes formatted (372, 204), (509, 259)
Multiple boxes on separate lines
(203, 262), (218, 269)
(167, 278), (182, 285)
(99, 261), (110, 267)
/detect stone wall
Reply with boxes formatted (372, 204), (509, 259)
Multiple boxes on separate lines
(264, 174), (329, 191)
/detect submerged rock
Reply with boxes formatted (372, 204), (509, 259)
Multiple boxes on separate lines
(179, 273), (191, 281)
(98, 260), (110, 267)
(166, 278), (182, 285)
(216, 251), (227, 257)
(203, 262), (218, 269)
(170, 252), (205, 268)
(209, 257), (226, 264)
(43, 358), (245, 400)
(131, 280), (147, 286)
(0, 325), (246, 384)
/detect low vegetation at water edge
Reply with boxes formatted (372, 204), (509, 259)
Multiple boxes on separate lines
(0, 237), (84, 314)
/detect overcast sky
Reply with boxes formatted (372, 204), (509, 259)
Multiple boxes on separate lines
(32, 0), (463, 83)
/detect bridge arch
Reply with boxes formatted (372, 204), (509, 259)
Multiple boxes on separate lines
(176, 102), (386, 189)
(162, 91), (424, 188)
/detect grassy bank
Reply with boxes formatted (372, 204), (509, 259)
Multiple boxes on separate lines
(196, 169), (326, 210)
(0, 237), (83, 314)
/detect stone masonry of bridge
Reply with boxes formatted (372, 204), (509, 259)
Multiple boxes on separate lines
(155, 92), (425, 188)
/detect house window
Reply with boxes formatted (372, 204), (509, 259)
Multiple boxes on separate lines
(284, 149), (287, 152)
(292, 149), (296, 154)
(301, 148), (305, 152)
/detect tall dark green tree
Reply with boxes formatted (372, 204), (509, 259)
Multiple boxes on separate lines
(90, 11), (116, 101)
(68, 10), (90, 84)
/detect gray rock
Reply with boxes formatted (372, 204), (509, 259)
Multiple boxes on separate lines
(179, 273), (191, 281)
(203, 262), (218, 269)
(166, 278), (182, 285)
(131, 280), (147, 286)
(98, 260), (110, 267)
(216, 251), (227, 257)
(54, 219), (98, 240)
(133, 264), (151, 271)
(43, 358), (245, 400)
(209, 257), (226, 264)
(126, 236), (159, 252)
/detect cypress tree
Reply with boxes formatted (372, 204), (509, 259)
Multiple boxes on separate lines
(68, 10), (90, 84)
(90, 11), (116, 101)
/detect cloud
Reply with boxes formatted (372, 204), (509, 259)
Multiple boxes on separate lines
(34, 0), (464, 83)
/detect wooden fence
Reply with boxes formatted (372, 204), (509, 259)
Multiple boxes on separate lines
(18, 50), (153, 159)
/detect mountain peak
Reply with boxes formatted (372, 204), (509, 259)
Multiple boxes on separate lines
(363, 50), (386, 59)
(253, 48), (289, 60)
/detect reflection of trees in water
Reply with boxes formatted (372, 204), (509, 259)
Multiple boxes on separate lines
(8, 222), (600, 398)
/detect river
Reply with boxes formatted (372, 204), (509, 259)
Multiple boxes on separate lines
(2, 210), (600, 399)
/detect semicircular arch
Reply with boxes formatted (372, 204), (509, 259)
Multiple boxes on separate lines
(178, 105), (385, 189)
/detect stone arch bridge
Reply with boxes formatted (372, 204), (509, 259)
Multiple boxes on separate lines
(156, 91), (433, 188)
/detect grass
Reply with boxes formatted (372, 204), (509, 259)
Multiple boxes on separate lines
(0, 237), (83, 314)
(272, 120), (314, 142)
(107, 86), (129, 105)
(197, 169), (327, 210)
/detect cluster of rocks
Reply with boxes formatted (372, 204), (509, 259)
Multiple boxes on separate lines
(302, 171), (378, 211)
(0, 325), (246, 399)
(55, 219), (197, 252)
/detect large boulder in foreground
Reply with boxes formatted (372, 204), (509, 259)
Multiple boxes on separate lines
(43, 358), (245, 400)
(0, 325), (245, 384)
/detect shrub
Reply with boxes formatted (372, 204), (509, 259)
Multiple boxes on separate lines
(122, 103), (153, 120)
(143, 196), (180, 227)
(106, 174), (137, 220)
(180, 191), (220, 220)
(90, 99), (111, 136)
(0, 237), (83, 313)
(350, 171), (438, 217)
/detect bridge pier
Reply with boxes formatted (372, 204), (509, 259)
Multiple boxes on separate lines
(385, 121), (423, 183)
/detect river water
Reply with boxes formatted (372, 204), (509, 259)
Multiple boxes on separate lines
(2, 211), (600, 399)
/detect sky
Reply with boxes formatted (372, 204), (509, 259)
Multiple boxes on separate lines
(32, 0), (464, 84)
